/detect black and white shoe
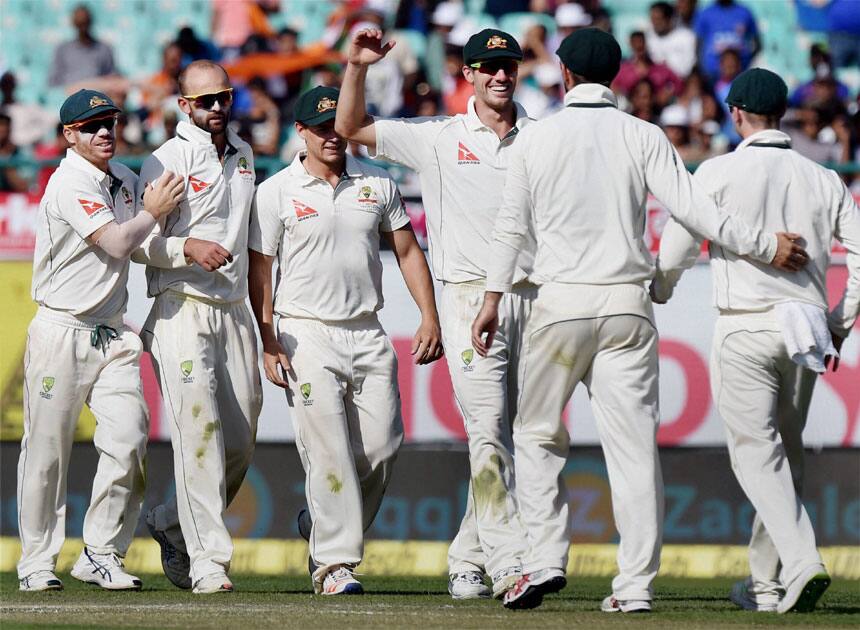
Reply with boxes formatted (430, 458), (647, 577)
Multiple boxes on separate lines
(19, 570), (63, 592)
(70, 547), (142, 590)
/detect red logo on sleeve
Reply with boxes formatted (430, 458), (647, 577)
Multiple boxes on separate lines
(457, 142), (480, 164)
(77, 199), (106, 216)
(293, 200), (319, 221)
(188, 175), (211, 193)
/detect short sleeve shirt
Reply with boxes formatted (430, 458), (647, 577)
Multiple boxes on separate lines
(249, 153), (410, 321)
(372, 97), (534, 284)
(32, 149), (138, 319)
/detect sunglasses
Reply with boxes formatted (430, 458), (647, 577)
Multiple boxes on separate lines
(66, 115), (117, 134)
(182, 88), (234, 110)
(469, 59), (520, 75)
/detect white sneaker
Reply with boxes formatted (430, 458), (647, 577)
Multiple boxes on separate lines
(729, 578), (778, 612)
(601, 595), (652, 613)
(70, 548), (142, 590)
(192, 572), (234, 594)
(502, 568), (566, 610)
(777, 566), (830, 614)
(146, 508), (191, 589)
(19, 570), (63, 592)
(319, 566), (364, 595)
(491, 566), (522, 599)
(448, 570), (491, 599)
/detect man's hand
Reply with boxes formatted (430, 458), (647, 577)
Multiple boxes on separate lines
(471, 293), (502, 357)
(347, 28), (395, 66)
(262, 338), (293, 388)
(771, 232), (809, 272)
(142, 171), (184, 220)
(184, 238), (232, 271)
(824, 332), (845, 372)
(412, 317), (444, 365)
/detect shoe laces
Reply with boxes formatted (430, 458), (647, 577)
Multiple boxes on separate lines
(455, 571), (485, 585)
(88, 549), (124, 568)
(328, 567), (354, 582)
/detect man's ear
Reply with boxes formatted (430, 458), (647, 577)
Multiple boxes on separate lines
(462, 66), (475, 85)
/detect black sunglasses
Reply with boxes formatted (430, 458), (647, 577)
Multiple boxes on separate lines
(71, 116), (117, 134)
(182, 88), (234, 110)
(469, 59), (520, 75)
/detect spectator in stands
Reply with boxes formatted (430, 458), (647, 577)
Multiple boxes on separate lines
(48, 4), (117, 87)
(113, 114), (145, 157)
(0, 71), (55, 148)
(549, 3), (593, 55)
(713, 48), (743, 145)
(143, 43), (183, 110)
(676, 0), (698, 28)
(176, 26), (221, 64)
(789, 44), (851, 109)
(613, 31), (682, 108)
(628, 78), (659, 123)
(239, 77), (281, 156)
(0, 113), (29, 193)
(675, 68), (723, 132)
(426, 2), (463, 92)
(442, 44), (472, 115)
(693, 0), (760, 80)
(660, 103), (693, 153)
(515, 62), (564, 119)
(483, 0), (531, 19)
(212, 0), (256, 60)
(33, 123), (69, 193)
(826, 0), (860, 69)
(266, 27), (304, 116)
(646, 1), (696, 78)
(784, 106), (849, 165)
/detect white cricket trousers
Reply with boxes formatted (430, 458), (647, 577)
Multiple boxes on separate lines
(515, 312), (663, 601)
(17, 307), (148, 578)
(710, 313), (825, 600)
(442, 281), (532, 579)
(278, 315), (403, 577)
(142, 291), (262, 583)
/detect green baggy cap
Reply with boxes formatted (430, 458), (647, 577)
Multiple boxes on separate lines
(294, 86), (340, 126)
(725, 68), (788, 115)
(556, 27), (622, 83)
(59, 89), (120, 125)
(463, 29), (523, 65)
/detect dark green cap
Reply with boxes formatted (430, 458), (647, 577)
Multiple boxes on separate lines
(556, 27), (621, 83)
(294, 86), (339, 126)
(59, 89), (120, 125)
(725, 68), (788, 115)
(463, 29), (523, 65)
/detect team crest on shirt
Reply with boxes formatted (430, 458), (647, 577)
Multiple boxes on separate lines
(300, 383), (313, 406)
(461, 349), (475, 372)
(40, 376), (55, 399)
(293, 199), (319, 221)
(180, 360), (194, 383)
(358, 185), (378, 204)
(486, 35), (508, 49)
(457, 142), (480, 165)
(238, 155), (253, 176)
(78, 198), (107, 216)
(121, 186), (133, 206)
(188, 175), (211, 193)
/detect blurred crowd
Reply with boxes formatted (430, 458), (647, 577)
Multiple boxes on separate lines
(1, 0), (859, 195)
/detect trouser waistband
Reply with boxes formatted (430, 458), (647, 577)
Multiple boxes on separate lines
(35, 306), (123, 330)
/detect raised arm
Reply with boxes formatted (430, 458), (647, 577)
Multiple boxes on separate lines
(335, 28), (395, 152)
(382, 226), (443, 365)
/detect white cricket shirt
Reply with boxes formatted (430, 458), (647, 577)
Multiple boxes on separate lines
(654, 129), (860, 336)
(136, 120), (256, 303)
(32, 149), (138, 320)
(485, 84), (777, 320)
(249, 152), (410, 322)
(372, 96), (535, 284)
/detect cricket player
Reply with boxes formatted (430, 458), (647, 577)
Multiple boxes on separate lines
(137, 61), (262, 594)
(248, 86), (442, 595)
(470, 29), (809, 612)
(651, 68), (860, 614)
(337, 27), (534, 599)
(18, 89), (183, 591)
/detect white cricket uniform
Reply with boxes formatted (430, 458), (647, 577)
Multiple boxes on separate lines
(653, 129), (860, 602)
(18, 149), (147, 578)
(373, 97), (534, 579)
(135, 120), (262, 583)
(485, 84), (777, 600)
(249, 153), (409, 581)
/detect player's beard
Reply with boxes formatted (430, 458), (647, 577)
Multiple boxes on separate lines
(191, 108), (229, 139)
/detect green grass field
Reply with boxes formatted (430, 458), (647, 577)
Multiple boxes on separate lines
(1, 573), (859, 629)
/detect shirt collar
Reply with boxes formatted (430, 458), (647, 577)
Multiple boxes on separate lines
(563, 83), (618, 108)
(737, 129), (792, 150)
(176, 120), (242, 156)
(63, 148), (121, 193)
(289, 151), (363, 187)
(465, 96), (531, 133)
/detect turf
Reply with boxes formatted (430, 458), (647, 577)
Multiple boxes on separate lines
(1, 573), (858, 629)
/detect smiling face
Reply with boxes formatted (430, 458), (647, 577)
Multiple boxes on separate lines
(463, 58), (519, 111)
(297, 119), (346, 167)
(63, 115), (116, 169)
(178, 64), (232, 136)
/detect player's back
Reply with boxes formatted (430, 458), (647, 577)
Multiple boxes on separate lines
(695, 129), (845, 312)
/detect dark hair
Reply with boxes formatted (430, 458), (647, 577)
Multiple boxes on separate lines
(650, 2), (674, 19)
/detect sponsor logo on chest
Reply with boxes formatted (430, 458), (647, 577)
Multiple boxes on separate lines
(188, 175), (211, 193)
(293, 199), (319, 221)
(457, 142), (480, 165)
